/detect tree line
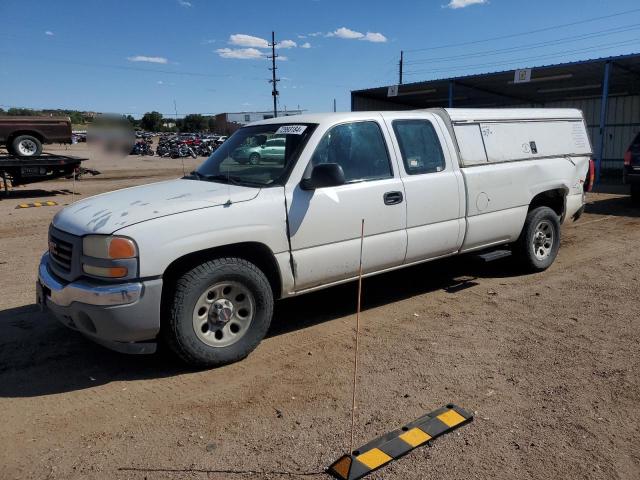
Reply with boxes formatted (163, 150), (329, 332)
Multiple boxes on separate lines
(0, 107), (218, 133)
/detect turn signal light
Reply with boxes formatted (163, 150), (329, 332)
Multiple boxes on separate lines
(108, 238), (137, 259)
(83, 264), (128, 278)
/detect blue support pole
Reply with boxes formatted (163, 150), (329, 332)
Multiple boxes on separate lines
(596, 61), (611, 185)
(448, 81), (454, 108)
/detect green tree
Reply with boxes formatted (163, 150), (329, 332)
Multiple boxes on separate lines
(181, 114), (207, 132)
(140, 111), (163, 131)
(125, 115), (138, 127)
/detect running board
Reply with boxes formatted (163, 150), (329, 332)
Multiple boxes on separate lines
(476, 249), (512, 262)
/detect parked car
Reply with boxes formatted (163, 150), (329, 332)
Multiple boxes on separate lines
(232, 137), (285, 164)
(624, 131), (640, 202)
(0, 116), (72, 157)
(38, 109), (591, 367)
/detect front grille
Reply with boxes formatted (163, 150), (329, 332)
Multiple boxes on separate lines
(48, 226), (82, 282)
(49, 234), (73, 271)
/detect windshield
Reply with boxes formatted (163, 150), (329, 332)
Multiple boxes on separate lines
(193, 123), (316, 187)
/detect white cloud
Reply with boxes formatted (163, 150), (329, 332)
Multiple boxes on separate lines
(362, 32), (387, 43)
(277, 39), (297, 49)
(229, 34), (269, 48)
(216, 47), (264, 60)
(329, 27), (364, 39)
(178, 0), (192, 7)
(202, 39), (216, 44)
(127, 55), (169, 64)
(444, 0), (488, 9)
(44, 30), (54, 36)
(326, 27), (387, 43)
(157, 80), (164, 85)
(297, 34), (307, 39)
(300, 42), (312, 49)
(308, 32), (323, 37)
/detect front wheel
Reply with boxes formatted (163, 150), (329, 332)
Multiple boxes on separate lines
(514, 206), (560, 272)
(163, 257), (274, 368)
(249, 153), (260, 165)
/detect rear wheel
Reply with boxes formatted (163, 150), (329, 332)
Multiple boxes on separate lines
(12, 135), (42, 157)
(164, 257), (273, 368)
(514, 206), (560, 272)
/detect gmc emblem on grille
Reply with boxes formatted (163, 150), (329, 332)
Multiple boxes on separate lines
(49, 240), (58, 256)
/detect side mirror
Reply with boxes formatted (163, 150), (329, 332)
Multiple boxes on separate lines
(301, 163), (346, 190)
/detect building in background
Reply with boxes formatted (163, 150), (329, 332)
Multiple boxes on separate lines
(213, 109), (305, 136)
(351, 53), (640, 183)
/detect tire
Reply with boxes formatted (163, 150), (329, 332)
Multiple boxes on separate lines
(12, 135), (42, 157)
(514, 206), (561, 272)
(249, 153), (260, 165)
(631, 184), (640, 204)
(163, 257), (274, 368)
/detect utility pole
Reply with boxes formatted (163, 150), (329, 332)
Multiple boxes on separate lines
(399, 50), (404, 85)
(268, 31), (279, 118)
(333, 98), (337, 112)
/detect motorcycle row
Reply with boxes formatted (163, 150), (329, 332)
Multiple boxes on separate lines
(130, 137), (218, 158)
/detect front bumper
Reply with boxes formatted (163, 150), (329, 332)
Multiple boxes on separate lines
(38, 253), (162, 354)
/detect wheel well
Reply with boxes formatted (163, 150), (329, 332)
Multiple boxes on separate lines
(529, 188), (566, 217)
(161, 242), (283, 301)
(7, 130), (44, 144)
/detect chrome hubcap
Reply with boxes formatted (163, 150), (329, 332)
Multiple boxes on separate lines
(192, 281), (254, 347)
(18, 139), (37, 155)
(532, 220), (554, 261)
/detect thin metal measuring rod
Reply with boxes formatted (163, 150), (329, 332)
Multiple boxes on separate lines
(349, 218), (365, 454)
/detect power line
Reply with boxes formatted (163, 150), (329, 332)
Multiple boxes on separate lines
(403, 38), (640, 76)
(404, 24), (640, 65)
(404, 7), (640, 52)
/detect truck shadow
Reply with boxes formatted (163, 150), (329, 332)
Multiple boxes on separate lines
(0, 254), (519, 398)
(584, 194), (640, 218)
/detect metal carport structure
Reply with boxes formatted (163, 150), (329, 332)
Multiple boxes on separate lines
(351, 53), (640, 183)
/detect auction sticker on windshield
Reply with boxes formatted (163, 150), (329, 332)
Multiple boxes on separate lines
(275, 125), (307, 135)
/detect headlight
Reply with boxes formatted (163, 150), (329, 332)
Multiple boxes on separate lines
(83, 235), (137, 259)
(82, 235), (138, 279)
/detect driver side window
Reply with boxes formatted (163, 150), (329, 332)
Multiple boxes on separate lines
(310, 121), (392, 182)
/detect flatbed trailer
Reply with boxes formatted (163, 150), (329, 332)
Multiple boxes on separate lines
(0, 153), (87, 194)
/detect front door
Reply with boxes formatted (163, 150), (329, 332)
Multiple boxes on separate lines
(286, 120), (407, 291)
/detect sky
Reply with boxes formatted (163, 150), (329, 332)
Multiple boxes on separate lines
(1, 0), (639, 117)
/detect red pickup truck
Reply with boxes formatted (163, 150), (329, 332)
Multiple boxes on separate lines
(0, 116), (72, 157)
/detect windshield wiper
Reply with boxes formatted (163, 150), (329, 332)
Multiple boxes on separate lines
(200, 173), (263, 188)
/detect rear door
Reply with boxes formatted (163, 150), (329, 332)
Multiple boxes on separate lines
(286, 119), (407, 291)
(383, 112), (465, 262)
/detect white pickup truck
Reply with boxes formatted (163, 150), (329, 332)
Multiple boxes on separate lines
(38, 109), (593, 367)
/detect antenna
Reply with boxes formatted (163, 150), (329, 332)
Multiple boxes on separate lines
(267, 31), (279, 118)
(349, 219), (365, 453)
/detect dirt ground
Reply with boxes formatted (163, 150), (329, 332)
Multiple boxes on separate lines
(0, 144), (638, 480)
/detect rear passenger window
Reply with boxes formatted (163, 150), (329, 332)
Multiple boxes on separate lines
(393, 120), (446, 174)
(310, 121), (392, 182)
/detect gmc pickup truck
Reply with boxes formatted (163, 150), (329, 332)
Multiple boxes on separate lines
(0, 116), (72, 157)
(38, 109), (592, 367)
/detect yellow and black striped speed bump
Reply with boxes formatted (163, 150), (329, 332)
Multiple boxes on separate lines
(15, 201), (58, 209)
(327, 404), (473, 480)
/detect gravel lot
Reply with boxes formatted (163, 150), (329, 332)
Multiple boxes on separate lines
(1, 145), (638, 479)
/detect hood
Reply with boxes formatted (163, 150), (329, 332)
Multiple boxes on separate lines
(52, 178), (260, 236)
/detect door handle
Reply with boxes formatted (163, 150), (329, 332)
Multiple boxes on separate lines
(383, 191), (403, 205)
